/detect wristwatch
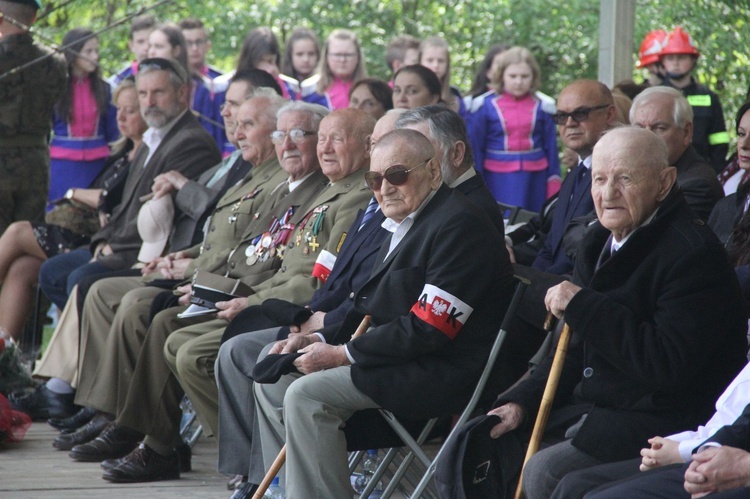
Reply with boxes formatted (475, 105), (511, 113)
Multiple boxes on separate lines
(65, 188), (75, 200)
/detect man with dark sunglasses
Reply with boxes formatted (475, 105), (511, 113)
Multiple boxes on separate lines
(254, 128), (514, 498)
(533, 79), (617, 275)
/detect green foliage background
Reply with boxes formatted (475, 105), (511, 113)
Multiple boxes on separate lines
(33, 0), (750, 148)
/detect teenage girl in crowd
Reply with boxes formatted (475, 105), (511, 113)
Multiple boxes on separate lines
(281, 27), (320, 93)
(391, 64), (441, 110)
(147, 22), (225, 151)
(234, 27), (296, 99)
(348, 78), (393, 120)
(49, 28), (118, 207)
(468, 46), (560, 212)
(419, 36), (468, 120)
(302, 28), (366, 109)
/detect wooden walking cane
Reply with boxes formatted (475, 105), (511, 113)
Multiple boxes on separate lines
(252, 315), (372, 499)
(513, 314), (573, 499)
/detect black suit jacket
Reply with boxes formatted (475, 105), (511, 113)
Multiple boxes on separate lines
(322, 185), (515, 420)
(309, 202), (389, 326)
(499, 187), (747, 462)
(455, 173), (505, 235)
(701, 402), (750, 452)
(533, 161), (594, 274)
(91, 111), (221, 269)
(675, 145), (724, 222)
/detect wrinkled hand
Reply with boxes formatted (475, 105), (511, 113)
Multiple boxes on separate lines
(640, 436), (682, 471)
(289, 311), (326, 335)
(92, 243), (112, 261)
(487, 403), (525, 439)
(158, 257), (192, 280)
(141, 256), (163, 275)
(269, 333), (320, 355)
(293, 342), (349, 374)
(152, 171), (189, 198)
(684, 446), (750, 497)
(216, 297), (247, 321)
(545, 281), (582, 319)
(176, 284), (192, 306)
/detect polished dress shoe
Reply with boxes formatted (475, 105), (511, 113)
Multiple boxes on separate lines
(69, 423), (142, 462)
(102, 443), (180, 483)
(9, 385), (76, 420)
(53, 414), (112, 451)
(49, 406), (96, 432)
(230, 482), (259, 499)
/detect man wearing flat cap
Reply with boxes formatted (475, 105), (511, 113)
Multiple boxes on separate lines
(0, 0), (67, 233)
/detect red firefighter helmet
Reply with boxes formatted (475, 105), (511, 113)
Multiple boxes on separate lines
(637, 30), (667, 68)
(660, 26), (700, 58)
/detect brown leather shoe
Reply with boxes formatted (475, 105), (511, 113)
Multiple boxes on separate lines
(53, 413), (112, 451)
(102, 443), (180, 483)
(69, 423), (142, 462)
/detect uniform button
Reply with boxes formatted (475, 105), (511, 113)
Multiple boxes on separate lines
(288, 243), (294, 248)
(583, 367), (594, 378)
(230, 262), (236, 269)
(205, 244), (211, 250)
(349, 292), (355, 299)
(281, 265), (286, 272)
(210, 226), (216, 232)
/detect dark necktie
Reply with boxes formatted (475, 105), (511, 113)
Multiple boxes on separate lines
(358, 197), (379, 231)
(570, 163), (589, 203)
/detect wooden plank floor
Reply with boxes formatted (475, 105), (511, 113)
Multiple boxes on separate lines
(0, 422), (229, 498)
(0, 422), (429, 498)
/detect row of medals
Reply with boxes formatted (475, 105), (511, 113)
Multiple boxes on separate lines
(243, 229), (319, 266)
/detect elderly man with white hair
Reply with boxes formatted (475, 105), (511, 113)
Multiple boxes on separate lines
(488, 126), (746, 499)
(630, 85), (723, 221)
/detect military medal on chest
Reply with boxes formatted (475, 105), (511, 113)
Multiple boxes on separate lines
(228, 188), (262, 224)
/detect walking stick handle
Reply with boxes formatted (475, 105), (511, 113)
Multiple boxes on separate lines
(350, 314), (372, 340)
(513, 321), (572, 499)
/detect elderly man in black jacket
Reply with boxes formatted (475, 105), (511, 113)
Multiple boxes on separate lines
(253, 129), (515, 498)
(488, 126), (746, 499)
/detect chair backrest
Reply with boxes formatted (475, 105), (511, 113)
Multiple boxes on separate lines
(368, 277), (529, 498)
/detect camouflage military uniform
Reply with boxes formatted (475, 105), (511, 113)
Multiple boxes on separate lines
(0, 32), (67, 232)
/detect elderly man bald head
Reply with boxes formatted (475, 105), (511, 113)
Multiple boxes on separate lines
(489, 125), (746, 499)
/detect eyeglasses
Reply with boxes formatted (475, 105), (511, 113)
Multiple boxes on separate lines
(270, 129), (317, 144)
(186, 39), (207, 48)
(364, 158), (432, 190)
(328, 52), (357, 60)
(551, 104), (609, 125)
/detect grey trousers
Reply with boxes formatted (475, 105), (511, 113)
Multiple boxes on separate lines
(215, 328), (280, 481)
(255, 366), (380, 499)
(523, 439), (604, 499)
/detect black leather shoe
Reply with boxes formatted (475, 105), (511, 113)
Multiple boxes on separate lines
(102, 443), (180, 483)
(175, 441), (191, 473)
(102, 441), (190, 472)
(9, 385), (76, 420)
(230, 482), (259, 499)
(49, 406), (97, 432)
(69, 423), (142, 462)
(53, 414), (112, 451)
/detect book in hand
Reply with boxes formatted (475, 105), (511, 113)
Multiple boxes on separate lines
(177, 270), (252, 319)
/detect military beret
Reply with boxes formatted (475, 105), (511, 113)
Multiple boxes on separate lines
(4, 0), (42, 9)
